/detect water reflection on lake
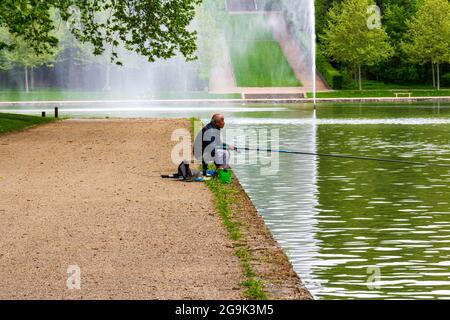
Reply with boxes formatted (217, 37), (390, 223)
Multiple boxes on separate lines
(229, 102), (450, 300)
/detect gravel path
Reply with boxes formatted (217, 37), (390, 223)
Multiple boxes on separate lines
(0, 119), (244, 299)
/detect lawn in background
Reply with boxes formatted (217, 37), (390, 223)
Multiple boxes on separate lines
(309, 80), (450, 98)
(309, 90), (450, 98)
(0, 89), (112, 102)
(226, 15), (301, 87)
(0, 89), (241, 102)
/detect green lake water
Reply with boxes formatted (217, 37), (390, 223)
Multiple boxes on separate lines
(2, 101), (450, 299)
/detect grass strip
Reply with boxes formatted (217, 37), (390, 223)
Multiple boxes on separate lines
(309, 89), (450, 99)
(190, 118), (267, 300)
(0, 113), (56, 135)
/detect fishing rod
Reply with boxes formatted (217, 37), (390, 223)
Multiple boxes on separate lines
(235, 147), (450, 168)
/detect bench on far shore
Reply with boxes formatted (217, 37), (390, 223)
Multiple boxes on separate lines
(393, 91), (412, 98)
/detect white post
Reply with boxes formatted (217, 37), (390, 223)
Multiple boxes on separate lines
(437, 62), (440, 90)
(310, 0), (317, 108)
(431, 61), (435, 88)
(24, 66), (29, 94)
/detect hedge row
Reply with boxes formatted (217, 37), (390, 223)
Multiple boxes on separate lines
(442, 73), (450, 87)
(316, 49), (343, 89)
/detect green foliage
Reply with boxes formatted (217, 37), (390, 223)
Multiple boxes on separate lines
(401, 0), (450, 89)
(366, 59), (425, 85)
(402, 0), (450, 65)
(0, 0), (447, 91)
(0, 26), (61, 92)
(0, 30), (58, 70)
(316, 0), (335, 36)
(316, 47), (343, 89)
(317, 0), (450, 88)
(0, 0), (201, 64)
(0, 1), (57, 54)
(311, 88), (450, 98)
(383, 1), (419, 43)
(442, 73), (450, 87)
(321, 0), (394, 90)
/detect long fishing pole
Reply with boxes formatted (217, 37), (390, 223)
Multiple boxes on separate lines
(236, 147), (450, 168)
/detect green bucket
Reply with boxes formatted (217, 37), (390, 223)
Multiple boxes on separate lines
(217, 168), (233, 184)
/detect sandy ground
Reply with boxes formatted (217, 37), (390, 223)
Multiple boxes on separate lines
(0, 119), (244, 299)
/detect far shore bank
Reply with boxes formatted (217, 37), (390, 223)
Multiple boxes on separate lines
(0, 95), (450, 107)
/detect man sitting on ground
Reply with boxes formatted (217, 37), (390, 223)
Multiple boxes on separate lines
(195, 114), (235, 175)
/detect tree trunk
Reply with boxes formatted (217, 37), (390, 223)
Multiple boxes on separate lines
(437, 62), (440, 90)
(24, 66), (29, 94)
(358, 65), (362, 91)
(432, 62), (436, 88)
(30, 66), (34, 91)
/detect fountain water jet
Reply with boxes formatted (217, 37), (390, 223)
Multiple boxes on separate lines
(276, 0), (318, 104)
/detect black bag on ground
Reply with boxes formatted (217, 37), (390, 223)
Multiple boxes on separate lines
(161, 161), (201, 181)
(178, 161), (193, 180)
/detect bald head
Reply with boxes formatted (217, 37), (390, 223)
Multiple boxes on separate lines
(211, 114), (225, 129)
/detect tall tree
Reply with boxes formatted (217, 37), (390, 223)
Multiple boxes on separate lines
(0, 0), (201, 64)
(402, 0), (450, 90)
(0, 29), (59, 93)
(383, 0), (419, 43)
(321, 0), (394, 90)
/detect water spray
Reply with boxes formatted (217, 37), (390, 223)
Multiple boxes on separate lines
(310, 0), (317, 110)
